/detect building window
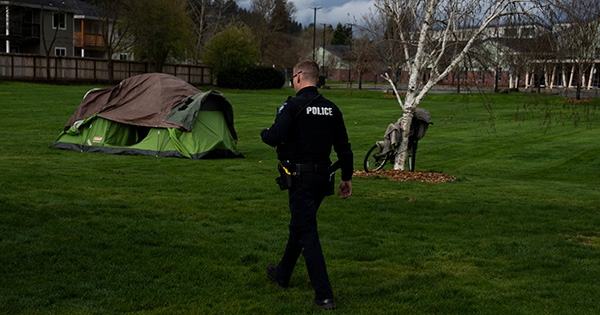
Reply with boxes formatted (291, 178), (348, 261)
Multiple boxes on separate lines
(504, 27), (518, 37)
(53, 12), (67, 30)
(55, 47), (67, 56)
(521, 27), (535, 38)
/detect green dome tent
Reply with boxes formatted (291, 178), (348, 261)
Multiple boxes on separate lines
(52, 73), (244, 159)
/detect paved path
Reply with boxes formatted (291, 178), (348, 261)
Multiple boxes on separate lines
(327, 82), (600, 98)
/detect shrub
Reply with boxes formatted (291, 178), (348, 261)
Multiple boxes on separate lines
(203, 24), (259, 74)
(216, 66), (285, 89)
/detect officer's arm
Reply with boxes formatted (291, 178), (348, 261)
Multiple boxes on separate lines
(260, 105), (294, 147)
(335, 142), (354, 181)
(333, 112), (354, 182)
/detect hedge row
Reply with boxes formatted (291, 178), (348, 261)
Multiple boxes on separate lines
(216, 66), (285, 89)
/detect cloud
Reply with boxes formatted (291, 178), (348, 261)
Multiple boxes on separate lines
(294, 1), (375, 26)
(239, 0), (376, 27)
(321, 1), (375, 26)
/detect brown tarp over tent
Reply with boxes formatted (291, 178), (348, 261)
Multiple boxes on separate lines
(66, 73), (201, 130)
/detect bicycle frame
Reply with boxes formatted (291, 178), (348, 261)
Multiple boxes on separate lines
(363, 140), (417, 172)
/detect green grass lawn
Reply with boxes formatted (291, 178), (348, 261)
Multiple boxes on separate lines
(1, 81), (599, 314)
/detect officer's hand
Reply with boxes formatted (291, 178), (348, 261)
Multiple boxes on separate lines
(338, 180), (352, 199)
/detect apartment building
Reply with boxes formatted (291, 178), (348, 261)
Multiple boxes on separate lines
(1, 0), (109, 58)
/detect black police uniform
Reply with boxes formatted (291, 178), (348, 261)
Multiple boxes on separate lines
(260, 86), (353, 301)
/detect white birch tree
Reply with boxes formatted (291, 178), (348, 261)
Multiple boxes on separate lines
(373, 0), (535, 170)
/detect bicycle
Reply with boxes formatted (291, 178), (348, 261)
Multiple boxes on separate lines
(363, 108), (432, 173)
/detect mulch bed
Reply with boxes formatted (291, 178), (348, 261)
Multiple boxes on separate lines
(565, 98), (591, 103)
(353, 169), (456, 184)
(382, 93), (406, 98)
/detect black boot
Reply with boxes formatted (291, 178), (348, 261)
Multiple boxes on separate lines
(266, 263), (289, 289)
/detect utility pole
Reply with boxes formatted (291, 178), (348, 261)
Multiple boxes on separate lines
(312, 7), (322, 60)
(347, 23), (354, 86)
(321, 23), (327, 75)
(494, 20), (500, 92)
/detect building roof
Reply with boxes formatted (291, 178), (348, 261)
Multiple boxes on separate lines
(323, 45), (351, 59)
(2, 0), (100, 17)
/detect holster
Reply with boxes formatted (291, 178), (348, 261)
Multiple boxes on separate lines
(327, 171), (335, 196)
(326, 161), (341, 196)
(276, 161), (295, 190)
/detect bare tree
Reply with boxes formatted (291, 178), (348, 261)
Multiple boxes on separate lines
(89, 0), (131, 84)
(552, 0), (600, 99)
(124, 0), (194, 72)
(244, 0), (299, 68)
(39, 1), (65, 80)
(188, 0), (238, 62)
(373, 0), (536, 170)
(362, 9), (411, 87)
(492, 12), (557, 93)
(347, 34), (378, 89)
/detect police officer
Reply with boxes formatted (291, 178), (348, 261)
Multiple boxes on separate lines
(260, 60), (353, 310)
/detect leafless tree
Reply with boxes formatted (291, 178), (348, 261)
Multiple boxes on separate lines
(361, 8), (412, 88)
(244, 0), (299, 68)
(373, 0), (536, 170)
(492, 10), (557, 94)
(124, 0), (194, 72)
(551, 0), (600, 99)
(39, 1), (65, 80)
(89, 0), (131, 84)
(188, 0), (238, 62)
(346, 31), (379, 89)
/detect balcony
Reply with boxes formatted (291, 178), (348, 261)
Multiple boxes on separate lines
(0, 22), (40, 39)
(74, 32), (105, 49)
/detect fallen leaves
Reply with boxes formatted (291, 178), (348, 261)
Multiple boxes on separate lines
(382, 93), (406, 98)
(353, 169), (456, 184)
(565, 98), (591, 104)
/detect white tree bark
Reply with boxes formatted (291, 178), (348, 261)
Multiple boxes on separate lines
(374, 0), (535, 170)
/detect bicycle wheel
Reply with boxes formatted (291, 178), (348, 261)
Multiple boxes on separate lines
(364, 144), (388, 172)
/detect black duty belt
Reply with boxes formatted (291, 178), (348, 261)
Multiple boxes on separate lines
(295, 163), (330, 174)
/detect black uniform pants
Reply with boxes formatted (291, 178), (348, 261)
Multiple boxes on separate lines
(275, 172), (333, 300)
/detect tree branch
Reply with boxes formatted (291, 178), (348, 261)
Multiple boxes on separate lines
(382, 72), (405, 109)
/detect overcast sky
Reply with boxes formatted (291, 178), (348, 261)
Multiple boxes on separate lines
(237, 0), (376, 27)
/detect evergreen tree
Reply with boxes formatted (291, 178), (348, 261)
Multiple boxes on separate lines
(330, 23), (352, 45)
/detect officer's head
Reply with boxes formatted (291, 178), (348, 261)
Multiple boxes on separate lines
(291, 60), (319, 92)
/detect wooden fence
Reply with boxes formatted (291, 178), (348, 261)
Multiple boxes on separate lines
(0, 53), (212, 85)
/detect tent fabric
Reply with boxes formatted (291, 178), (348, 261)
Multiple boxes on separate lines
(52, 73), (243, 159)
(165, 90), (238, 139)
(65, 73), (201, 130)
(376, 108), (431, 155)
